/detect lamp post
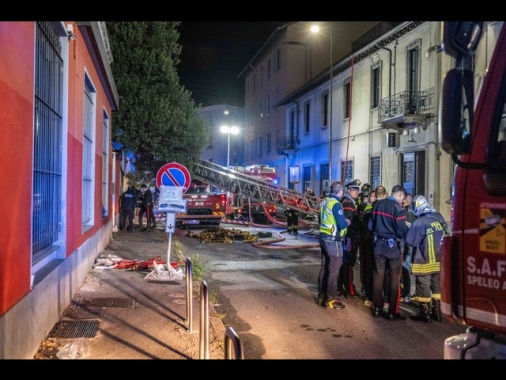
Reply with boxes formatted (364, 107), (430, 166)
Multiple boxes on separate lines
(220, 125), (239, 167)
(311, 25), (333, 184)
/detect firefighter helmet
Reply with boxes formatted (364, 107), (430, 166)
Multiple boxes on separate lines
(361, 183), (371, 197)
(411, 195), (435, 217)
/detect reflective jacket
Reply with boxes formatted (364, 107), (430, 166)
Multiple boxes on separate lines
(319, 195), (348, 238)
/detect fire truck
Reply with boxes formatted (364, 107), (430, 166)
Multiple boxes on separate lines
(175, 165), (278, 228)
(440, 21), (506, 359)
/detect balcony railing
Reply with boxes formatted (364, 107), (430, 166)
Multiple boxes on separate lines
(276, 136), (298, 155)
(378, 90), (430, 127)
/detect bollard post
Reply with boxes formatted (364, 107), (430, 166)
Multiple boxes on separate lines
(185, 257), (193, 333)
(199, 281), (209, 359)
(224, 326), (244, 359)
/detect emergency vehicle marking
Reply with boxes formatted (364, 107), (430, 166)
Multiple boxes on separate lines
(479, 204), (506, 254)
(467, 256), (506, 289)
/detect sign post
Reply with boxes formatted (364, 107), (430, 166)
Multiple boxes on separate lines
(156, 163), (191, 266)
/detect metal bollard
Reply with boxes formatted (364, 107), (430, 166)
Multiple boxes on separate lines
(199, 281), (209, 359)
(225, 326), (244, 359)
(185, 257), (193, 333)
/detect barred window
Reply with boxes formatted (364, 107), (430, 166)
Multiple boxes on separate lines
(82, 76), (96, 229)
(370, 156), (381, 190)
(320, 163), (329, 195)
(341, 159), (353, 184)
(102, 111), (110, 218)
(303, 165), (311, 193)
(33, 22), (63, 259)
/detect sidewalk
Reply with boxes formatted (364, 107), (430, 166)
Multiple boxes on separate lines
(34, 226), (227, 360)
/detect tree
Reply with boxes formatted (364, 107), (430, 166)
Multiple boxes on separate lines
(107, 21), (208, 176)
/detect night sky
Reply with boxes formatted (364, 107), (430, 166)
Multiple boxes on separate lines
(177, 21), (287, 108)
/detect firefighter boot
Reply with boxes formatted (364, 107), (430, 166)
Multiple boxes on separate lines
(410, 302), (432, 323)
(431, 299), (442, 321)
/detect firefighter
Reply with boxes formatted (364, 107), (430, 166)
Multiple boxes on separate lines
(284, 207), (299, 234)
(368, 184), (409, 321)
(405, 195), (447, 323)
(338, 179), (362, 298)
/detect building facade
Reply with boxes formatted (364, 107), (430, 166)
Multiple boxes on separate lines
(241, 21), (504, 223)
(0, 21), (120, 358)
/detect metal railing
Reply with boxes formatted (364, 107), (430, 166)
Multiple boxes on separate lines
(378, 90), (430, 123)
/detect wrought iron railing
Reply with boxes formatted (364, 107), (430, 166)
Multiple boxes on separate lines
(378, 90), (430, 123)
(276, 136), (298, 154)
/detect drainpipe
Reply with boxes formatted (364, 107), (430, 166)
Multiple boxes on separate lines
(377, 42), (394, 100)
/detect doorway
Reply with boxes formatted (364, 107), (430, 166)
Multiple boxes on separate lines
(401, 151), (425, 197)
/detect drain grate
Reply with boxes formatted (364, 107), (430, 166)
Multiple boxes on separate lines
(48, 319), (99, 339)
(82, 297), (135, 308)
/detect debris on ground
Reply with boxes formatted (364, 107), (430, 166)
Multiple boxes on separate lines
(144, 260), (185, 282)
(187, 227), (260, 243)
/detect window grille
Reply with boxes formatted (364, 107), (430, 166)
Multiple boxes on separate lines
(82, 78), (95, 227)
(33, 21), (63, 256)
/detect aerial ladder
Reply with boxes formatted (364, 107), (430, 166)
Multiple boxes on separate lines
(191, 159), (321, 221)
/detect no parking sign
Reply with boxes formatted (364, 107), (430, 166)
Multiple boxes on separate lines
(156, 162), (191, 193)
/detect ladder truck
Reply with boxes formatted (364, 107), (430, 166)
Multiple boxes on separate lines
(191, 159), (322, 221)
(175, 163), (281, 227)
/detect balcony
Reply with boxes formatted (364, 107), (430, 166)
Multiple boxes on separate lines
(276, 136), (298, 156)
(378, 90), (430, 129)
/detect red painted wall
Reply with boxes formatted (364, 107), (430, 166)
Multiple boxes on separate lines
(65, 22), (113, 256)
(0, 22), (36, 314)
(0, 22), (118, 316)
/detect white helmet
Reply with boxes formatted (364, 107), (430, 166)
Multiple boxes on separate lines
(411, 195), (435, 217)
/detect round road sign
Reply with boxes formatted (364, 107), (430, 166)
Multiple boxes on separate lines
(156, 162), (191, 193)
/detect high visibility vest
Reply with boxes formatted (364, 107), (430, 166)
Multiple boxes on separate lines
(320, 198), (347, 238)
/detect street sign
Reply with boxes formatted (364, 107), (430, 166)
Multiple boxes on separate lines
(156, 162), (191, 193)
(165, 212), (176, 233)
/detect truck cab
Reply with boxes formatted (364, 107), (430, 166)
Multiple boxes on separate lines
(440, 21), (506, 359)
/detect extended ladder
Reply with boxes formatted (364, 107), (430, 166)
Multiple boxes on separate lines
(192, 160), (320, 219)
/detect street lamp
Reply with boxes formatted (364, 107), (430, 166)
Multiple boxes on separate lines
(220, 125), (239, 167)
(311, 25), (333, 184)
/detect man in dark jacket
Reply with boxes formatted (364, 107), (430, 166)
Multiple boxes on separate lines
(139, 184), (154, 232)
(368, 184), (408, 321)
(338, 179), (362, 298)
(120, 186), (138, 232)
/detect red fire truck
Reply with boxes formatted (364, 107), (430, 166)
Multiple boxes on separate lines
(175, 175), (277, 228)
(440, 21), (506, 359)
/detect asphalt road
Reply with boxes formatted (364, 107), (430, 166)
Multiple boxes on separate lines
(179, 222), (468, 360)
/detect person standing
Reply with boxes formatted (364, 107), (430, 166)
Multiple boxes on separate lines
(401, 193), (416, 302)
(358, 188), (376, 307)
(405, 195), (447, 323)
(120, 186), (137, 231)
(139, 184), (154, 232)
(338, 179), (362, 298)
(317, 181), (351, 310)
(284, 207), (299, 234)
(369, 184), (408, 321)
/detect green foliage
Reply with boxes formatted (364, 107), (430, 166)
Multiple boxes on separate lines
(107, 21), (208, 175)
(189, 254), (206, 282)
(125, 171), (154, 189)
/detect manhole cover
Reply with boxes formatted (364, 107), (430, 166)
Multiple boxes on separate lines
(48, 319), (99, 339)
(82, 297), (135, 308)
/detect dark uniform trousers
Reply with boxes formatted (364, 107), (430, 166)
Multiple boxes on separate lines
(339, 238), (359, 296)
(373, 239), (403, 316)
(284, 209), (299, 234)
(318, 236), (344, 303)
(120, 208), (135, 231)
